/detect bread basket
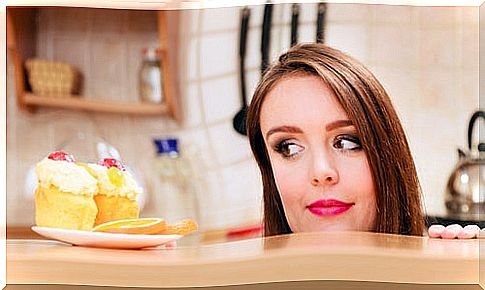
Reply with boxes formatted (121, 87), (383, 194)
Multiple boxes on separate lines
(25, 59), (80, 98)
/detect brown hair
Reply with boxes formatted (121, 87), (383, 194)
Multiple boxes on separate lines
(246, 43), (424, 237)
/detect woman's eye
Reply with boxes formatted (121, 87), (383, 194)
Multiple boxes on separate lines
(334, 135), (362, 151)
(274, 140), (303, 158)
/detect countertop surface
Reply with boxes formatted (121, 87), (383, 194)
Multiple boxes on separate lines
(7, 231), (482, 288)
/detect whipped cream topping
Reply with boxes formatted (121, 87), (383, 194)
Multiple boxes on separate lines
(88, 164), (142, 200)
(35, 158), (98, 195)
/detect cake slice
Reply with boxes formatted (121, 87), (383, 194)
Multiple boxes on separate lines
(34, 151), (98, 230)
(88, 158), (142, 226)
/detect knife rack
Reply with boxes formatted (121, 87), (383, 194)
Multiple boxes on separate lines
(7, 7), (181, 121)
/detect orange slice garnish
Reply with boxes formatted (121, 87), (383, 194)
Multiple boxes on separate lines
(92, 218), (166, 235)
(157, 219), (198, 235)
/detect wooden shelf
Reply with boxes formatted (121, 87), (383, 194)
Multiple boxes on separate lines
(23, 93), (169, 115)
(7, 8), (181, 120)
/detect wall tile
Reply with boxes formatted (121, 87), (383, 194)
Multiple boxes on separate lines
(202, 7), (239, 33)
(295, 23), (315, 44)
(418, 27), (458, 69)
(245, 26), (262, 71)
(278, 23), (291, 52)
(461, 21), (479, 72)
(195, 169), (226, 228)
(326, 23), (369, 63)
(222, 159), (262, 204)
(207, 122), (252, 166)
(369, 66), (420, 127)
(269, 24), (283, 64)
(299, 3), (317, 24)
(185, 38), (200, 81)
(201, 75), (240, 124)
(200, 32), (237, 78)
(181, 83), (203, 128)
(188, 9), (201, 35)
(245, 68), (261, 104)
(461, 6), (479, 24)
(418, 68), (459, 109)
(272, 3), (286, 26)
(370, 25), (418, 67)
(372, 4), (414, 24)
(461, 71), (479, 111)
(248, 4), (263, 29)
(417, 6), (461, 28)
(327, 3), (371, 23)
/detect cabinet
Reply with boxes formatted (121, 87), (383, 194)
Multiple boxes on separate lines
(7, 7), (180, 121)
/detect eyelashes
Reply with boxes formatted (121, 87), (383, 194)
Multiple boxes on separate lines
(274, 140), (303, 159)
(334, 135), (362, 151)
(272, 134), (363, 159)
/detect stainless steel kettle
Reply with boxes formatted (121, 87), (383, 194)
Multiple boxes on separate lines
(445, 110), (485, 221)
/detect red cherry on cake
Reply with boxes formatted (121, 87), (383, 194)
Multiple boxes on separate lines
(98, 158), (126, 171)
(47, 151), (76, 162)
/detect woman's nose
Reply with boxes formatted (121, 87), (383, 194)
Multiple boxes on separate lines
(310, 151), (339, 186)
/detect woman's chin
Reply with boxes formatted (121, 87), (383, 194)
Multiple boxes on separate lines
(304, 224), (354, 233)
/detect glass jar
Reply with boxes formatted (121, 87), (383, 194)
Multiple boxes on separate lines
(139, 48), (164, 104)
(152, 138), (200, 225)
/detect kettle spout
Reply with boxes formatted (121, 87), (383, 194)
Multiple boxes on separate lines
(457, 148), (466, 160)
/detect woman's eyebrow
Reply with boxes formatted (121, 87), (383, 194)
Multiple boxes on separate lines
(265, 120), (353, 139)
(265, 126), (303, 139)
(326, 120), (353, 131)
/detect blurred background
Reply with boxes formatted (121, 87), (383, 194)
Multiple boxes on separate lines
(6, 3), (480, 238)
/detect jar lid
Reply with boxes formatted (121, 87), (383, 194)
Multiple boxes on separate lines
(142, 47), (161, 61)
(154, 138), (179, 155)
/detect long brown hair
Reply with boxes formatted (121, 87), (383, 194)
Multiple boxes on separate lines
(247, 43), (424, 237)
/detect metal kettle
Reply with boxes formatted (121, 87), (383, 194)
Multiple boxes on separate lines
(445, 110), (485, 221)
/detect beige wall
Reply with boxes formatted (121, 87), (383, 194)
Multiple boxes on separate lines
(6, 4), (479, 228)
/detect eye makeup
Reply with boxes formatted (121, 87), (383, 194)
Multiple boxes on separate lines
(333, 134), (362, 151)
(273, 139), (304, 159)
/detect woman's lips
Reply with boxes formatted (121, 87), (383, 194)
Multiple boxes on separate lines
(306, 199), (355, 217)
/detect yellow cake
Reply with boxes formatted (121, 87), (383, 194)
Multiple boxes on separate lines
(88, 159), (142, 226)
(35, 155), (99, 230)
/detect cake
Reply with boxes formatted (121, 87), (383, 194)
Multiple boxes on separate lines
(35, 152), (142, 230)
(34, 151), (99, 230)
(88, 158), (142, 226)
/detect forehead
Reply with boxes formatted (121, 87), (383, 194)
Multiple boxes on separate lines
(260, 75), (348, 130)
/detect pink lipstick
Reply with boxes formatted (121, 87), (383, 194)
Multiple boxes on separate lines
(307, 199), (354, 217)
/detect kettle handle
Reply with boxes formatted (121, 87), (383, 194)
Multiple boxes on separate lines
(467, 110), (485, 150)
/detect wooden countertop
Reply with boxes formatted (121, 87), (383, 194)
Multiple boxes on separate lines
(7, 231), (481, 288)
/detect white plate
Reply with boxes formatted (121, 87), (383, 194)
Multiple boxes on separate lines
(32, 226), (182, 249)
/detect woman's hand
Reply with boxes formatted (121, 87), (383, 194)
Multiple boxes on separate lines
(428, 224), (481, 239)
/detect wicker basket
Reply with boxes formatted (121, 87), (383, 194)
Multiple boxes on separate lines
(25, 59), (80, 98)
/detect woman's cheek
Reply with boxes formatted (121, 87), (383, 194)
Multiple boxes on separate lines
(273, 167), (305, 203)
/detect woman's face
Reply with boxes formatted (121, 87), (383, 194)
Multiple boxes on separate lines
(260, 75), (377, 233)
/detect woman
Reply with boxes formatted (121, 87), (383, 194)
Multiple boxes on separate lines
(246, 43), (480, 239)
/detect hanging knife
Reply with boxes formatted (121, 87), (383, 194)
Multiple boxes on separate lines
(316, 2), (327, 43)
(261, 3), (274, 76)
(290, 3), (300, 47)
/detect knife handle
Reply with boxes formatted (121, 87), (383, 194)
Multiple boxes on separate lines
(239, 7), (250, 106)
(240, 7), (250, 58)
(261, 4), (273, 75)
(316, 3), (327, 43)
(291, 3), (300, 47)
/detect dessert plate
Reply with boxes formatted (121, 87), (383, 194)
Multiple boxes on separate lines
(32, 226), (182, 249)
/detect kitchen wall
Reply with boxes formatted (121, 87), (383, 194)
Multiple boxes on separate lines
(6, 4), (479, 229)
